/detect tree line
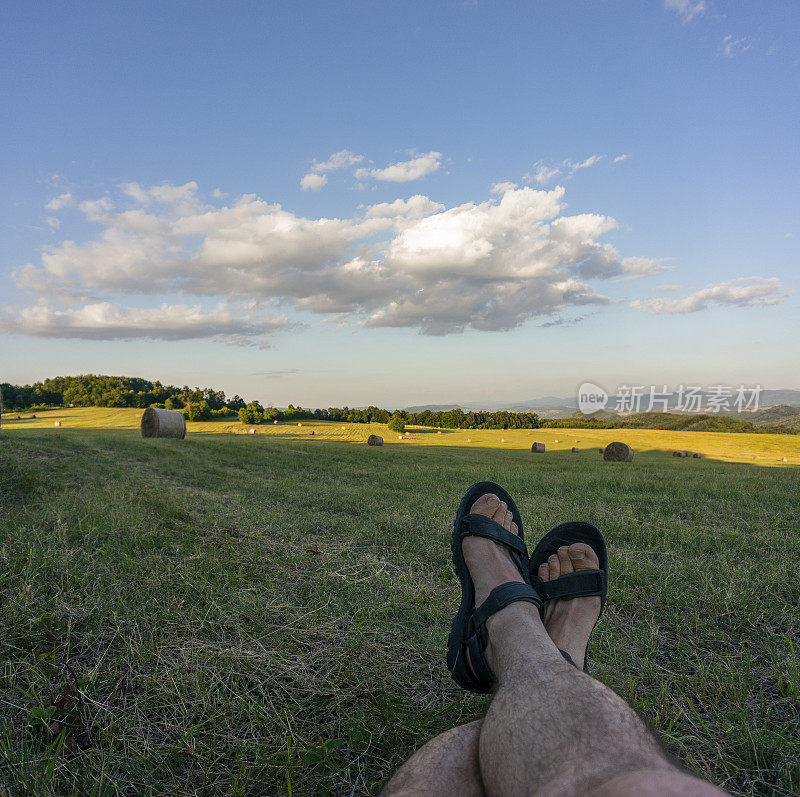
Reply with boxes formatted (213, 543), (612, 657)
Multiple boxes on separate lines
(0, 375), (245, 415)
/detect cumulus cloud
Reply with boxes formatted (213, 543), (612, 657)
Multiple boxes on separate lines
(0, 300), (289, 345)
(8, 179), (682, 340)
(721, 35), (752, 58)
(663, 0), (706, 23)
(300, 173), (328, 192)
(355, 152), (442, 183)
(45, 192), (74, 211)
(300, 149), (364, 190)
(631, 278), (788, 314)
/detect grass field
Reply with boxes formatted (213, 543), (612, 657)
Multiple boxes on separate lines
(1, 410), (799, 794)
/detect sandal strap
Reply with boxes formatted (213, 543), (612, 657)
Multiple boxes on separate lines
(533, 570), (606, 602)
(463, 582), (543, 689)
(472, 582), (543, 630)
(460, 514), (528, 556)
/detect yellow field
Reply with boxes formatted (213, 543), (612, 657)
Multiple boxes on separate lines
(4, 406), (799, 466)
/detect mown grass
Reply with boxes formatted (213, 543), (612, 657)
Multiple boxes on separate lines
(0, 424), (798, 795)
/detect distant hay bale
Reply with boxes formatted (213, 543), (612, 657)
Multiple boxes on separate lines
(501, 438), (505, 443)
(398, 435), (403, 440)
(29, 414), (36, 419)
(782, 457), (788, 462)
(249, 428), (256, 434)
(309, 430), (315, 435)
(571, 446), (579, 453)
(672, 450), (680, 457)
(531, 442), (545, 453)
(437, 430), (442, 434)
(341, 426), (346, 430)
(140, 407), (186, 439)
(15, 415), (21, 420)
(554, 439), (559, 443)
(692, 453), (701, 458)
(69, 403), (75, 408)
(681, 451), (690, 458)
(603, 441), (633, 462)
(297, 422), (302, 427)
(274, 420), (278, 425)
(466, 437), (471, 442)
(54, 421), (61, 427)
(367, 434), (383, 446)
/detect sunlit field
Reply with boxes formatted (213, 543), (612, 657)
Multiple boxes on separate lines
(1, 413), (798, 794)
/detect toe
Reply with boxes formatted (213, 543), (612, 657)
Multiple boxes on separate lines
(470, 493), (500, 517)
(537, 562), (549, 581)
(547, 553), (560, 581)
(491, 501), (508, 525)
(568, 542), (599, 571)
(557, 545), (574, 574)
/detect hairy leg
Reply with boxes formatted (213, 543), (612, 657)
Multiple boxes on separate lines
(381, 720), (484, 797)
(478, 603), (727, 796)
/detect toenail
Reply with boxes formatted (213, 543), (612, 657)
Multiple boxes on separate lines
(549, 555), (558, 564)
(486, 496), (499, 506)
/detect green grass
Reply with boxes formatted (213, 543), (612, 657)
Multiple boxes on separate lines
(1, 419), (798, 795)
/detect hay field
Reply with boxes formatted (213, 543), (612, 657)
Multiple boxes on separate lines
(1, 412), (798, 794)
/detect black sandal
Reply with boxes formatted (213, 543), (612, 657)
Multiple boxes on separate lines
(529, 522), (608, 672)
(447, 481), (543, 693)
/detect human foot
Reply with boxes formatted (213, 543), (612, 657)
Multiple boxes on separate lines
(460, 494), (529, 670)
(536, 544), (602, 667)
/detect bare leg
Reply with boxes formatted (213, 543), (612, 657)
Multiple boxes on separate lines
(459, 497), (728, 797)
(381, 720), (484, 796)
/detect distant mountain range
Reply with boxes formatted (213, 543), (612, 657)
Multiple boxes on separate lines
(404, 389), (800, 418)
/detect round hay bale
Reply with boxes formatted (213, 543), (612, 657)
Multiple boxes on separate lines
(398, 435), (403, 440)
(602, 442), (633, 462)
(54, 421), (61, 427)
(29, 414), (36, 419)
(15, 415), (21, 420)
(437, 430), (442, 434)
(249, 428), (256, 434)
(309, 430), (315, 435)
(69, 403), (75, 408)
(672, 450), (680, 457)
(782, 457), (788, 462)
(531, 442), (545, 453)
(500, 438), (505, 443)
(140, 407), (186, 439)
(681, 451), (690, 458)
(554, 439), (559, 443)
(297, 422), (302, 427)
(341, 426), (346, 430)
(692, 453), (701, 458)
(274, 420), (278, 425)
(571, 446), (579, 453)
(367, 434), (383, 446)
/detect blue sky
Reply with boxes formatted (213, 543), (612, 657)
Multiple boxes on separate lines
(1, 0), (798, 407)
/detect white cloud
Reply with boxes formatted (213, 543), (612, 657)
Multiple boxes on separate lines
(45, 217), (61, 231)
(300, 173), (328, 192)
(364, 195), (444, 220)
(663, 0), (707, 23)
(656, 284), (683, 291)
(46, 192), (74, 211)
(527, 155), (605, 185)
(569, 155), (604, 172)
(300, 149), (364, 191)
(355, 152), (442, 183)
(9, 179), (681, 340)
(721, 35), (752, 58)
(310, 150), (364, 174)
(613, 153), (631, 163)
(0, 300), (288, 346)
(631, 277), (788, 314)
